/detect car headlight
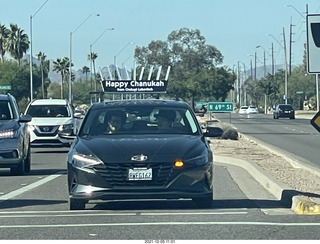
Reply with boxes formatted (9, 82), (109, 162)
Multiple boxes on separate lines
(59, 123), (73, 131)
(185, 154), (208, 166)
(72, 152), (103, 169)
(0, 129), (18, 139)
(28, 125), (35, 132)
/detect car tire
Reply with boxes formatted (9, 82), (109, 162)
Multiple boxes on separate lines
(11, 160), (25, 176)
(24, 146), (31, 173)
(70, 198), (86, 210)
(192, 195), (213, 208)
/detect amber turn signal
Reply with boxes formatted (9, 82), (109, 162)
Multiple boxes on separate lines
(174, 160), (184, 168)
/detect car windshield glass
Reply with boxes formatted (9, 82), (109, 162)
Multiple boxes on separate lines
(79, 106), (200, 137)
(0, 101), (13, 120)
(26, 105), (70, 118)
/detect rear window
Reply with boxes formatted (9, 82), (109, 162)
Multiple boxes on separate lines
(279, 105), (293, 110)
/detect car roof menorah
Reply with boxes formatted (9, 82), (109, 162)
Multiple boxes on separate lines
(99, 65), (171, 94)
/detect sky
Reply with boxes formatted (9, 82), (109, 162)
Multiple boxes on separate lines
(1, 0), (320, 73)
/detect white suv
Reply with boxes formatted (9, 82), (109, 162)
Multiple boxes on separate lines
(25, 99), (76, 146)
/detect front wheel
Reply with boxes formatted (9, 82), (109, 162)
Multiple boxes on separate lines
(11, 160), (25, 176)
(69, 198), (86, 210)
(24, 146), (31, 173)
(192, 195), (213, 208)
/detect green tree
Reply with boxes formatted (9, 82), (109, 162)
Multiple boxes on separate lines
(134, 28), (226, 104)
(47, 82), (61, 99)
(82, 66), (90, 80)
(288, 64), (315, 109)
(88, 52), (98, 96)
(53, 57), (70, 99)
(37, 51), (50, 98)
(72, 81), (91, 106)
(0, 23), (9, 62)
(0, 60), (41, 102)
(4, 24), (29, 65)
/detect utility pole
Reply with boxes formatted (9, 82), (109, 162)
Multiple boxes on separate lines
(271, 42), (274, 76)
(283, 27), (288, 104)
(289, 17), (295, 76)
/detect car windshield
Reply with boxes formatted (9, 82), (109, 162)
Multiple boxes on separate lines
(26, 105), (71, 118)
(0, 100), (14, 120)
(79, 106), (200, 137)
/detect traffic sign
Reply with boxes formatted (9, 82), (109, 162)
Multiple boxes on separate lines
(0, 85), (11, 90)
(307, 14), (320, 73)
(208, 102), (233, 112)
(310, 111), (320, 133)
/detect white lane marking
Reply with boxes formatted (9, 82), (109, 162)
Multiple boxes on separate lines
(0, 211), (248, 218)
(0, 221), (320, 228)
(0, 171), (65, 201)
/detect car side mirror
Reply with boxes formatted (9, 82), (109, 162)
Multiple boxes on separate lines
(19, 114), (32, 123)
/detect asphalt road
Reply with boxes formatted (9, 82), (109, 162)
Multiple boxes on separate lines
(0, 126), (320, 239)
(213, 112), (320, 170)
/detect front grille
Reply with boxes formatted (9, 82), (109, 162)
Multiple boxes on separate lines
(32, 139), (62, 144)
(34, 126), (59, 137)
(93, 162), (177, 187)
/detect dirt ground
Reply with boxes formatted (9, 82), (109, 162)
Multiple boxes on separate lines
(210, 136), (320, 196)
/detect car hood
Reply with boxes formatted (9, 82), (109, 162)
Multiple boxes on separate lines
(28, 117), (74, 126)
(0, 120), (19, 131)
(73, 134), (209, 163)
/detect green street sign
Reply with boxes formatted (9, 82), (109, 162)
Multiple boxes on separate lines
(0, 85), (11, 90)
(208, 102), (233, 112)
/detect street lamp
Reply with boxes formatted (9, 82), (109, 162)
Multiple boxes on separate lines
(69, 13), (100, 103)
(285, 5), (305, 19)
(29, 0), (49, 101)
(90, 27), (114, 103)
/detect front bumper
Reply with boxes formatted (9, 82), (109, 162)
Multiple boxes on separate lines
(0, 139), (23, 168)
(30, 130), (74, 146)
(68, 162), (213, 201)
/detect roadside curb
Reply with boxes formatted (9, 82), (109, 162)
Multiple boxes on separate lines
(215, 154), (320, 215)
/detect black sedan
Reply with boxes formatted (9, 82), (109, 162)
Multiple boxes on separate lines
(273, 104), (295, 119)
(67, 99), (214, 210)
(0, 93), (32, 175)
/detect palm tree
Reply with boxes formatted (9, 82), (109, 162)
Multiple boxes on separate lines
(82, 66), (90, 81)
(0, 23), (9, 62)
(53, 57), (70, 99)
(5, 24), (29, 65)
(37, 51), (49, 98)
(88, 52), (98, 101)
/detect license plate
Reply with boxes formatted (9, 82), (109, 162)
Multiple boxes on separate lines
(128, 168), (152, 181)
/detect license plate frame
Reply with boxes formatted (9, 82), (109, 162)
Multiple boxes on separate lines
(128, 167), (152, 181)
